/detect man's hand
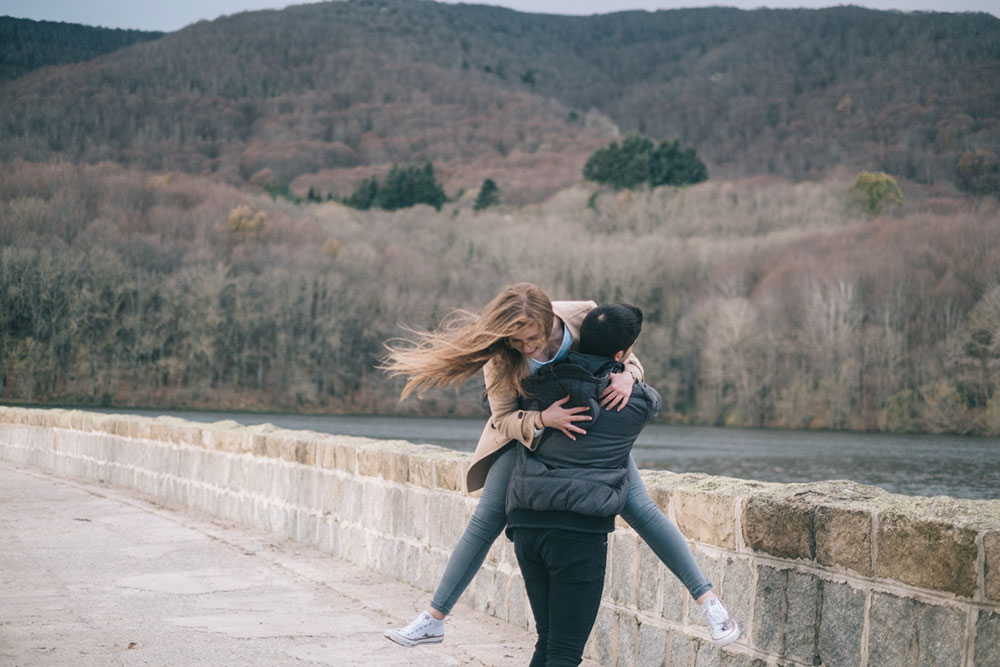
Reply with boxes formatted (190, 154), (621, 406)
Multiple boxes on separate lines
(600, 371), (635, 411)
(538, 395), (591, 440)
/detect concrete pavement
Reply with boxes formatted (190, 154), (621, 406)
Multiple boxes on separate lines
(0, 461), (567, 667)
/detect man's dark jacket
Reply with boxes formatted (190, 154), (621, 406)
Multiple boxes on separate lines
(505, 351), (662, 535)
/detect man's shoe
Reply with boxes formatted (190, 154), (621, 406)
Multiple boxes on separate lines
(702, 598), (740, 647)
(384, 611), (445, 647)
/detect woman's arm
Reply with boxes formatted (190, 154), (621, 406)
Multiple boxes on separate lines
(483, 360), (590, 447)
(601, 350), (644, 410)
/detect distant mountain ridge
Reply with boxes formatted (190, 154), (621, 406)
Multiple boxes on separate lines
(1, 1), (998, 200)
(0, 16), (162, 80)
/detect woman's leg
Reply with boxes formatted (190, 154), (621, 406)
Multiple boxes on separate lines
(428, 445), (515, 615)
(619, 456), (713, 600)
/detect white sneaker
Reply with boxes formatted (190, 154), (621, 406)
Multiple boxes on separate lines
(701, 598), (740, 647)
(384, 611), (444, 647)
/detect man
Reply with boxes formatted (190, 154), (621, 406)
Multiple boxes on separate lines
(505, 303), (659, 667)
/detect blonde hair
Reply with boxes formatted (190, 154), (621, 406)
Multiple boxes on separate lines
(382, 283), (554, 400)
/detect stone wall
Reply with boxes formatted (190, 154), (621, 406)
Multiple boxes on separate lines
(1, 406), (997, 666)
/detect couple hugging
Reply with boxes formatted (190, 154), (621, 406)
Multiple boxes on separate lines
(382, 283), (739, 666)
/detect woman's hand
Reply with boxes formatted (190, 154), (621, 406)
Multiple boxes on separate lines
(600, 371), (635, 411)
(537, 395), (591, 440)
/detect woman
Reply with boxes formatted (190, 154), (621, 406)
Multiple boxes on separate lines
(381, 283), (739, 648)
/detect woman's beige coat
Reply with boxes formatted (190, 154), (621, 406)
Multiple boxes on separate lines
(465, 300), (644, 492)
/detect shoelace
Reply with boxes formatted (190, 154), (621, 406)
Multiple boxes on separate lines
(405, 614), (438, 636)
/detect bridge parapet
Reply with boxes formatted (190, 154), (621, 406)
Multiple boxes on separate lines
(1, 406), (997, 666)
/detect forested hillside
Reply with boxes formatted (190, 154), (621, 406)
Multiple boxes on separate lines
(1, 1), (999, 434)
(2, 161), (998, 434)
(0, 17), (162, 81)
(0, 2), (998, 200)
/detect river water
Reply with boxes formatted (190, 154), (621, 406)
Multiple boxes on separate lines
(89, 408), (999, 500)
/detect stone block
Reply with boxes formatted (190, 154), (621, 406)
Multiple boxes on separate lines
(177, 423), (204, 448)
(316, 439), (336, 469)
(916, 600), (964, 666)
(743, 495), (813, 560)
(720, 655), (759, 667)
(334, 441), (357, 473)
(400, 541), (419, 588)
(473, 568), (496, 616)
(297, 509), (318, 546)
(427, 493), (446, 548)
(250, 433), (268, 457)
(276, 434), (299, 463)
(661, 564), (686, 623)
(497, 539), (517, 572)
(610, 532), (638, 607)
(507, 573), (529, 630)
(355, 442), (383, 477)
(869, 592), (964, 667)
(637, 544), (662, 614)
(815, 504), (873, 575)
(262, 434), (283, 459)
(694, 640), (722, 667)
(148, 417), (180, 443)
(876, 511), (977, 597)
(642, 471), (678, 516)
(719, 555), (753, 634)
(783, 571), (819, 664)
(361, 483), (380, 527)
(356, 442), (410, 483)
(668, 632), (698, 667)
(492, 569), (511, 622)
(341, 479), (363, 523)
(408, 452), (436, 489)
(592, 607), (618, 667)
(976, 610), (1000, 667)
(687, 550), (720, 625)
(617, 614), (637, 667)
(752, 565), (786, 654)
(203, 421), (240, 452)
(386, 486), (406, 537)
(817, 581), (865, 667)
(637, 621), (667, 666)
(433, 452), (466, 492)
(127, 416), (151, 439)
(408, 490), (428, 542)
(111, 416), (132, 438)
(868, 593), (912, 666)
(985, 531), (1000, 602)
(675, 489), (736, 549)
(294, 438), (317, 466)
(378, 532), (398, 578)
(421, 549), (445, 594)
(383, 448), (410, 484)
(25, 410), (49, 427)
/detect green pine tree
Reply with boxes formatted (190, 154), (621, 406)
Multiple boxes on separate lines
(474, 178), (500, 210)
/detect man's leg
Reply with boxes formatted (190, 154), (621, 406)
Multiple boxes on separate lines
(513, 528), (552, 667)
(539, 530), (608, 667)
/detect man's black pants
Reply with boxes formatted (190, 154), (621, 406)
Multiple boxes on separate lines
(511, 528), (608, 667)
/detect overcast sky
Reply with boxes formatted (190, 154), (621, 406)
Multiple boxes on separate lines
(2, 0), (997, 32)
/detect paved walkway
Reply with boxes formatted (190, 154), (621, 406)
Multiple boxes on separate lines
(0, 462), (577, 667)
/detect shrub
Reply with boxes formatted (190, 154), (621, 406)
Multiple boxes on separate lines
(473, 178), (500, 210)
(848, 171), (904, 215)
(956, 149), (1000, 195)
(345, 161), (446, 211)
(583, 133), (708, 190)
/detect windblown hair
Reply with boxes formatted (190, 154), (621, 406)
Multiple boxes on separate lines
(381, 283), (554, 400)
